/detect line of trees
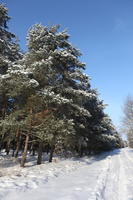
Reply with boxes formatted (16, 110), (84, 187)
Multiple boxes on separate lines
(0, 4), (123, 167)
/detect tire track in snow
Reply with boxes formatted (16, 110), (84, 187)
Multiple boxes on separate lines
(93, 150), (122, 200)
(118, 153), (128, 200)
(101, 149), (133, 200)
(123, 148), (133, 164)
(92, 155), (112, 200)
(119, 149), (133, 200)
(103, 154), (121, 200)
(102, 149), (133, 200)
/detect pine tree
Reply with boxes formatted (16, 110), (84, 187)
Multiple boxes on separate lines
(0, 3), (22, 119)
(25, 24), (94, 157)
(0, 4), (21, 66)
(0, 4), (22, 154)
(83, 90), (122, 154)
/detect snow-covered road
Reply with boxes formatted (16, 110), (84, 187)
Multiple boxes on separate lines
(1, 148), (133, 200)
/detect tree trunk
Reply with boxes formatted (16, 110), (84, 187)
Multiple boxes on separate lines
(12, 149), (15, 157)
(5, 139), (11, 155)
(15, 128), (21, 158)
(12, 139), (16, 157)
(32, 149), (36, 156)
(15, 141), (20, 158)
(79, 146), (83, 157)
(37, 141), (43, 165)
(20, 134), (29, 167)
(31, 143), (36, 156)
(49, 145), (55, 163)
(20, 108), (32, 167)
(0, 134), (5, 152)
(45, 144), (49, 154)
(29, 143), (35, 155)
(2, 94), (7, 120)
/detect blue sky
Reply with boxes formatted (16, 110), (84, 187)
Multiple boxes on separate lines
(2, 0), (133, 127)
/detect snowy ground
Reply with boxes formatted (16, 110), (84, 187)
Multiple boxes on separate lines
(0, 148), (133, 200)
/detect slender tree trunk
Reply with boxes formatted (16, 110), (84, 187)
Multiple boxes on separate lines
(0, 94), (8, 152)
(46, 144), (49, 154)
(30, 143), (36, 156)
(12, 139), (16, 157)
(49, 144), (55, 163)
(20, 108), (32, 167)
(12, 147), (16, 157)
(37, 141), (43, 165)
(29, 144), (32, 154)
(2, 94), (7, 120)
(12, 149), (15, 157)
(20, 134), (29, 167)
(79, 146), (83, 157)
(0, 133), (5, 152)
(15, 128), (21, 158)
(5, 139), (11, 155)
(15, 140), (21, 158)
(32, 149), (36, 156)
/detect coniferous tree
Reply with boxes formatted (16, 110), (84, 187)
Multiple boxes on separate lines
(83, 92), (122, 154)
(0, 4), (22, 152)
(0, 4), (21, 73)
(0, 3), (22, 117)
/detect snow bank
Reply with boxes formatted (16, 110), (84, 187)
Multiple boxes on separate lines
(0, 152), (91, 199)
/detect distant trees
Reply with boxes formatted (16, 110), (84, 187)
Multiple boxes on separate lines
(122, 96), (133, 147)
(0, 3), (122, 167)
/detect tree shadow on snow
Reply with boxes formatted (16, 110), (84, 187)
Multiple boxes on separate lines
(71, 149), (122, 166)
(126, 148), (133, 153)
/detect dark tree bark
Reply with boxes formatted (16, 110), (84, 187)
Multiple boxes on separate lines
(15, 128), (21, 158)
(20, 108), (32, 167)
(5, 139), (11, 155)
(49, 144), (55, 163)
(0, 134), (5, 152)
(31, 143), (36, 156)
(37, 141), (43, 165)
(79, 146), (84, 157)
(20, 134), (29, 167)
(2, 94), (8, 120)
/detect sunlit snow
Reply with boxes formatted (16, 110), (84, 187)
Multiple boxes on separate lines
(0, 148), (133, 200)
